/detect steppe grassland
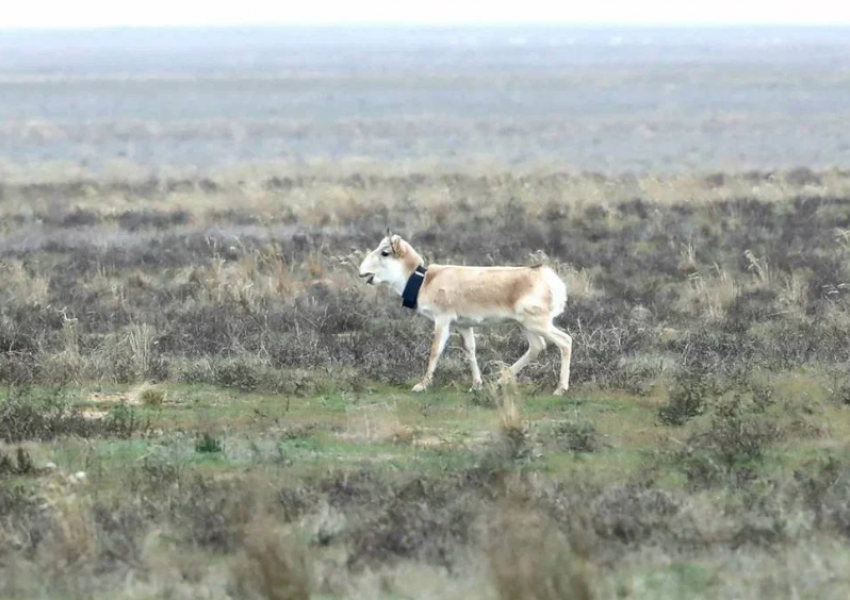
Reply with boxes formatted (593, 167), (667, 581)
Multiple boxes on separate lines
(5, 24), (850, 600)
(3, 166), (850, 599)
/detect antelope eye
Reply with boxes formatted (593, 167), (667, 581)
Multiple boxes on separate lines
(381, 250), (391, 257)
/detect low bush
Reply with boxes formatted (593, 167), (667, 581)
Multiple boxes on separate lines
(679, 398), (783, 489)
(0, 388), (139, 442)
(0, 447), (36, 477)
(658, 371), (718, 426)
(550, 418), (599, 453)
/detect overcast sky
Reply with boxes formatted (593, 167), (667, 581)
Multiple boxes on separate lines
(2, 0), (850, 29)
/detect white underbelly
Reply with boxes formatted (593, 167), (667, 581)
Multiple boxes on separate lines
(419, 306), (514, 328)
(455, 315), (513, 328)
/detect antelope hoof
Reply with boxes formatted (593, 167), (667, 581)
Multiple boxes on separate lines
(553, 387), (568, 396)
(412, 381), (430, 393)
(469, 381), (484, 393)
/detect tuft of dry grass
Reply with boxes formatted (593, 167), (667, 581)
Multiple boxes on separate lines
(489, 508), (593, 600)
(677, 265), (739, 321)
(744, 249), (772, 287)
(492, 388), (534, 464)
(126, 323), (156, 381)
(41, 493), (98, 576)
(133, 382), (167, 407)
(558, 264), (598, 301)
(232, 517), (312, 600)
(778, 271), (809, 316)
(0, 261), (50, 307)
(497, 389), (524, 439)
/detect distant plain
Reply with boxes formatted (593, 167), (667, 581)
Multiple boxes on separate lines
(3, 26), (850, 600)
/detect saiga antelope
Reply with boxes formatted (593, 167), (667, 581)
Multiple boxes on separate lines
(358, 232), (572, 395)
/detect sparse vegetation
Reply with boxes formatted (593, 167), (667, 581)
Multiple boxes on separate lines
(659, 371), (717, 426)
(3, 25), (850, 600)
(550, 417), (599, 453)
(135, 383), (166, 407)
(0, 447), (36, 477)
(195, 431), (225, 454)
(3, 169), (850, 598)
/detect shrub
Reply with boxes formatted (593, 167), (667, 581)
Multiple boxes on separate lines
(701, 407), (782, 466)
(551, 419), (599, 453)
(0, 388), (136, 442)
(489, 510), (593, 600)
(117, 209), (191, 231)
(0, 447), (36, 477)
(137, 384), (166, 406)
(659, 371), (717, 426)
(107, 403), (142, 439)
(611, 360), (662, 396)
(828, 374), (850, 407)
(59, 208), (101, 228)
(214, 360), (263, 392)
(231, 519), (312, 600)
(785, 167), (821, 186)
(497, 393), (533, 463)
(678, 398), (782, 489)
(195, 432), (225, 454)
(590, 485), (682, 545)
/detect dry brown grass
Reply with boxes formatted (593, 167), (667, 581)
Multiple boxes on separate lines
(133, 382), (167, 407)
(3, 167), (850, 225)
(489, 508), (593, 600)
(0, 260), (51, 307)
(497, 389), (524, 439)
(676, 265), (739, 322)
(41, 491), (98, 576)
(232, 516), (312, 600)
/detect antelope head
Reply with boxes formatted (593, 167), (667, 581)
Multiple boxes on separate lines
(358, 230), (414, 292)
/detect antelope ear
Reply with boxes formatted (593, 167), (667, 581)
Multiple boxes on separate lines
(390, 235), (401, 254)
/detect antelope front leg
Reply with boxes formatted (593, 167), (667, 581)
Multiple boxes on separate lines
(413, 318), (451, 392)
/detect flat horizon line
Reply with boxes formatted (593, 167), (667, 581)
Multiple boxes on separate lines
(3, 22), (850, 33)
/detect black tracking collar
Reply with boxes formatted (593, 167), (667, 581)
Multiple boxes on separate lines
(402, 265), (427, 309)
